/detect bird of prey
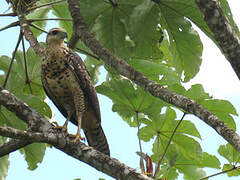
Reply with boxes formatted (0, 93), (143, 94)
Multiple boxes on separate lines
(41, 27), (110, 155)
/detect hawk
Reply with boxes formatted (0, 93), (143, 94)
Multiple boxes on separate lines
(41, 27), (110, 155)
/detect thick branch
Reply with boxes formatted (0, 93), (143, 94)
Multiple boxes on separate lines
(18, 15), (44, 56)
(195, 0), (240, 80)
(67, 0), (240, 152)
(0, 126), (55, 143)
(0, 139), (31, 157)
(0, 88), (152, 180)
(0, 87), (51, 132)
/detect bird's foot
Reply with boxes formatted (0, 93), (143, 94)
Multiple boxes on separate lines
(51, 122), (68, 133)
(69, 133), (85, 143)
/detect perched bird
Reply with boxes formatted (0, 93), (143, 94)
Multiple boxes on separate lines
(41, 27), (110, 155)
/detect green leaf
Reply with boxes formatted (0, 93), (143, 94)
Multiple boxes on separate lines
(158, 0), (214, 42)
(185, 84), (211, 103)
(0, 155), (9, 180)
(175, 120), (201, 139)
(0, 47), (45, 98)
(223, 164), (240, 177)
(218, 143), (240, 164)
(0, 106), (27, 130)
(27, 6), (50, 37)
(79, 0), (110, 28)
(201, 99), (237, 130)
(200, 152), (221, 169)
(172, 134), (202, 160)
(129, 60), (180, 86)
(19, 94), (52, 118)
(92, 6), (130, 60)
(159, 2), (203, 81)
(159, 165), (179, 180)
(20, 143), (46, 170)
(0, 138), (9, 180)
(129, 1), (162, 60)
(83, 56), (103, 85)
(97, 79), (165, 126)
(178, 166), (206, 180)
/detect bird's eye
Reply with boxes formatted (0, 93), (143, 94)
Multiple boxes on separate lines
(51, 30), (58, 35)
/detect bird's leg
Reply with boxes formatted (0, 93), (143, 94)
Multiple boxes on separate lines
(62, 110), (72, 132)
(52, 110), (73, 134)
(69, 88), (85, 143)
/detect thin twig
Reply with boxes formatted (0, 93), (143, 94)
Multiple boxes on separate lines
(74, 47), (100, 60)
(199, 165), (240, 180)
(154, 131), (160, 177)
(21, 31), (33, 94)
(28, 18), (72, 22)
(154, 112), (186, 178)
(0, 21), (19, 32)
(29, 23), (47, 33)
(0, 12), (17, 16)
(26, 0), (66, 12)
(136, 111), (145, 172)
(3, 31), (23, 88)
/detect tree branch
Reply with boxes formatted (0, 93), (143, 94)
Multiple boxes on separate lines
(195, 0), (240, 80)
(0, 126), (55, 143)
(0, 139), (31, 157)
(66, 0), (240, 152)
(0, 87), (152, 180)
(18, 15), (44, 56)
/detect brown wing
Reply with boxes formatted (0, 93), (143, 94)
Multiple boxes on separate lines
(66, 49), (110, 155)
(66, 49), (101, 123)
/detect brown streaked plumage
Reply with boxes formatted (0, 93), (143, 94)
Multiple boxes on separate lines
(41, 27), (110, 155)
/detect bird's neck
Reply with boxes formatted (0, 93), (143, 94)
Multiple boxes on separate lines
(45, 41), (65, 54)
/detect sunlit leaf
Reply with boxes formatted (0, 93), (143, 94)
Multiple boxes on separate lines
(20, 143), (46, 170)
(159, 1), (202, 81)
(218, 143), (240, 164)
(223, 164), (240, 177)
(201, 99), (237, 130)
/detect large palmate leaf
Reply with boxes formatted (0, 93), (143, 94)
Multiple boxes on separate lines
(0, 47), (45, 98)
(97, 78), (165, 126)
(218, 143), (240, 177)
(158, 2), (203, 81)
(128, 1), (163, 60)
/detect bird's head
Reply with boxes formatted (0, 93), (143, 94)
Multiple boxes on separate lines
(46, 28), (68, 46)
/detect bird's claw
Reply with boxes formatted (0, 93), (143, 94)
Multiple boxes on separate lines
(69, 133), (85, 143)
(51, 122), (68, 133)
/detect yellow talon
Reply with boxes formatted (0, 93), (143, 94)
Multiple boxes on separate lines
(69, 133), (85, 143)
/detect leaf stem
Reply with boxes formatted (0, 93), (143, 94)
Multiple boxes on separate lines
(0, 21), (19, 32)
(21, 30), (33, 94)
(0, 12), (17, 16)
(28, 18), (72, 22)
(26, 0), (66, 12)
(136, 111), (145, 172)
(199, 165), (240, 180)
(3, 31), (23, 88)
(154, 131), (160, 177)
(154, 112), (186, 178)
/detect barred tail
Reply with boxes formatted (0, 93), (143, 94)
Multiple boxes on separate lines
(84, 123), (110, 156)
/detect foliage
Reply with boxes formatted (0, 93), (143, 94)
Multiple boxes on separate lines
(0, 0), (239, 180)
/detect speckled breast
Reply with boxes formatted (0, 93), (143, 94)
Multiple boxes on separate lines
(41, 51), (76, 108)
